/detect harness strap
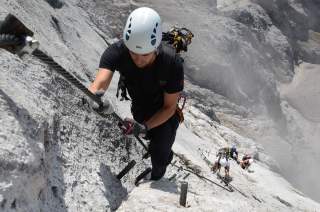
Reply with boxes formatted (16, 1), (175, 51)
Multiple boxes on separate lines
(176, 92), (187, 123)
(116, 75), (130, 101)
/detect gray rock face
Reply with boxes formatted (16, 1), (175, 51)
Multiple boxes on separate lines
(44, 0), (64, 9)
(1, 0), (320, 210)
(0, 45), (145, 211)
(77, 0), (131, 40)
(222, 2), (294, 81)
(298, 30), (320, 64)
(255, 0), (320, 64)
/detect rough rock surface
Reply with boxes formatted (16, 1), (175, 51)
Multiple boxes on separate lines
(255, 0), (320, 63)
(0, 0), (320, 211)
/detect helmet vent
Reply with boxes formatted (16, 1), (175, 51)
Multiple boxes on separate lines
(151, 39), (156, 46)
(151, 29), (157, 46)
(126, 29), (131, 41)
(126, 20), (132, 41)
(151, 23), (158, 46)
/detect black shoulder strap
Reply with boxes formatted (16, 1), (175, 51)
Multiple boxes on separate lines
(159, 42), (176, 60)
(156, 42), (179, 82)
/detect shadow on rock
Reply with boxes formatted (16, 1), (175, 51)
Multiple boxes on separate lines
(0, 88), (40, 145)
(99, 163), (128, 211)
(150, 179), (179, 194)
(0, 88), (68, 212)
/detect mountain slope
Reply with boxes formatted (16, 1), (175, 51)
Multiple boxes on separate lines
(0, 0), (320, 211)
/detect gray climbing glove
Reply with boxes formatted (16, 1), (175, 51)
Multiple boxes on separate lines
(84, 90), (114, 115)
(119, 118), (148, 137)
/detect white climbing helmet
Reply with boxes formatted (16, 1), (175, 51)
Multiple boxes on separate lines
(123, 7), (162, 54)
(248, 158), (254, 165)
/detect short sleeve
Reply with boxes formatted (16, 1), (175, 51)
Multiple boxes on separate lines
(164, 56), (184, 94)
(99, 41), (123, 72)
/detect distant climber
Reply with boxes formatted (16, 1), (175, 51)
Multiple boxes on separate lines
(211, 155), (230, 181)
(88, 7), (184, 181)
(211, 146), (237, 182)
(217, 146), (239, 162)
(230, 145), (239, 162)
(239, 154), (254, 170)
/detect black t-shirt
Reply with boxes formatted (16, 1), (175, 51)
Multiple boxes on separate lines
(99, 40), (184, 122)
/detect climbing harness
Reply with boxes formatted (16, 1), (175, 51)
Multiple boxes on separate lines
(176, 92), (187, 123)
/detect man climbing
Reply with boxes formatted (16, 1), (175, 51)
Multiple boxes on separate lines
(217, 145), (239, 162)
(211, 154), (230, 180)
(88, 7), (184, 181)
(230, 145), (239, 162)
(240, 154), (254, 170)
(211, 146), (238, 183)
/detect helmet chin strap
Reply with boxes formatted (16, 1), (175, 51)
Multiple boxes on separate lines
(156, 47), (160, 55)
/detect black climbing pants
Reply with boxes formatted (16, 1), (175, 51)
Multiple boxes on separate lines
(147, 112), (180, 180)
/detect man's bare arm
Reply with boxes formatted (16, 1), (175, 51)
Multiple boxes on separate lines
(89, 68), (114, 93)
(145, 92), (180, 129)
